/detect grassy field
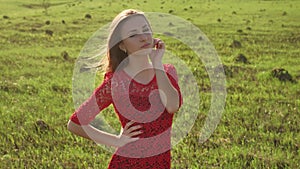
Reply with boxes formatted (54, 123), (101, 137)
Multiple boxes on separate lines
(0, 0), (299, 168)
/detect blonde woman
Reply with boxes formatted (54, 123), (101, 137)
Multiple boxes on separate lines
(67, 9), (182, 169)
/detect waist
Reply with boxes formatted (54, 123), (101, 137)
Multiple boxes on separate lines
(116, 128), (171, 158)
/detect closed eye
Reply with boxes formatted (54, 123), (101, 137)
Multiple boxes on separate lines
(129, 34), (136, 38)
(143, 28), (151, 33)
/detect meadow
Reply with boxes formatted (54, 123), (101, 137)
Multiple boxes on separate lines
(0, 0), (299, 168)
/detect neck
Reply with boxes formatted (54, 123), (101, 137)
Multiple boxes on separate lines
(126, 55), (152, 72)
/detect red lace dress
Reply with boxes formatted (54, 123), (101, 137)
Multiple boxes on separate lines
(70, 64), (182, 169)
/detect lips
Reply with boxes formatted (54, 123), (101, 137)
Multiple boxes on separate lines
(141, 43), (151, 48)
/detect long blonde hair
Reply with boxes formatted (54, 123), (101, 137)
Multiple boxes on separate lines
(101, 9), (151, 72)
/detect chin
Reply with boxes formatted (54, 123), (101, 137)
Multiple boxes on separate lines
(131, 48), (152, 56)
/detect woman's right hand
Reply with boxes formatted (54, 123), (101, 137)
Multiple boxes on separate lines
(116, 121), (143, 148)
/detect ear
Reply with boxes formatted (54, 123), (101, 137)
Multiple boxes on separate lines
(119, 42), (126, 52)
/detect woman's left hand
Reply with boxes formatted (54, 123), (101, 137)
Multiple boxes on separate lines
(149, 38), (165, 66)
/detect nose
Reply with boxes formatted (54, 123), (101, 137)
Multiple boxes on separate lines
(139, 33), (148, 42)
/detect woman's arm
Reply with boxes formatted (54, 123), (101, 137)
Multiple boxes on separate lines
(67, 120), (142, 148)
(67, 72), (141, 147)
(153, 63), (180, 113)
(150, 39), (181, 113)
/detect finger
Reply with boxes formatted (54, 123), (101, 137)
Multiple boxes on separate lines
(123, 125), (142, 136)
(127, 130), (143, 137)
(124, 120), (135, 130)
(153, 38), (162, 48)
(126, 125), (143, 133)
(152, 39), (156, 47)
(128, 137), (140, 143)
(157, 41), (165, 49)
(156, 40), (162, 46)
(153, 38), (160, 43)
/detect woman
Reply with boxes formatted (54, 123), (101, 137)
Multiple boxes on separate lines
(67, 9), (182, 168)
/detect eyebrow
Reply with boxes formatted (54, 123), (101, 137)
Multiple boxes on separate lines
(127, 24), (149, 34)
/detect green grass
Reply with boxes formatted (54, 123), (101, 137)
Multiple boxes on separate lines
(1, 0), (299, 168)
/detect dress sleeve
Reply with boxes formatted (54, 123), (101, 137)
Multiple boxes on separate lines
(164, 64), (183, 108)
(69, 72), (113, 125)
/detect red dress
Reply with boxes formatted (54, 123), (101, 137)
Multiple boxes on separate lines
(70, 64), (182, 169)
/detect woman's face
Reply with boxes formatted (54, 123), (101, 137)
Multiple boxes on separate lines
(119, 15), (153, 56)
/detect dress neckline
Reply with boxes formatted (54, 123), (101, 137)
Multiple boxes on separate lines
(121, 69), (156, 86)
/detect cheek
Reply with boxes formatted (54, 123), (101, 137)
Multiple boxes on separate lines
(126, 42), (137, 51)
(147, 33), (153, 40)
(122, 40), (133, 47)
(125, 39), (139, 49)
